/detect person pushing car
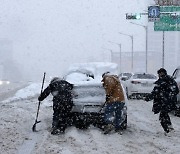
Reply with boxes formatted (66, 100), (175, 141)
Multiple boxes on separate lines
(101, 72), (125, 134)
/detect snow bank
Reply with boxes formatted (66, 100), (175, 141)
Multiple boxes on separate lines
(2, 82), (48, 103)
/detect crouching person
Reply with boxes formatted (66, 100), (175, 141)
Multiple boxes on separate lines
(38, 77), (74, 135)
(101, 72), (125, 134)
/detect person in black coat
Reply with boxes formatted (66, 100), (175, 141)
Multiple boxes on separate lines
(38, 77), (74, 135)
(145, 68), (179, 134)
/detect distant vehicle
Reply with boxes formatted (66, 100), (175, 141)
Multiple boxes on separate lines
(64, 62), (128, 130)
(0, 65), (10, 86)
(0, 80), (10, 86)
(119, 72), (133, 81)
(172, 66), (180, 116)
(124, 72), (157, 99)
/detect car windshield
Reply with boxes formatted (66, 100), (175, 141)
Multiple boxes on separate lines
(123, 73), (132, 77)
(133, 74), (157, 79)
(119, 72), (132, 79)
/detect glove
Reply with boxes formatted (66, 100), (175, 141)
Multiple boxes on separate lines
(144, 97), (150, 102)
(38, 95), (43, 101)
(106, 95), (110, 102)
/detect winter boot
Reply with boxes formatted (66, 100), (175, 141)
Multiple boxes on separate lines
(104, 124), (114, 134)
(115, 127), (123, 135)
(51, 127), (65, 135)
(168, 124), (174, 132)
(164, 130), (175, 137)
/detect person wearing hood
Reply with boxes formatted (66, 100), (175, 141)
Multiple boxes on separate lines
(101, 72), (125, 134)
(145, 68), (179, 135)
(38, 77), (74, 135)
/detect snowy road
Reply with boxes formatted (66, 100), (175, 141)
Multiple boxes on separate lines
(1, 84), (180, 154)
(0, 82), (28, 102)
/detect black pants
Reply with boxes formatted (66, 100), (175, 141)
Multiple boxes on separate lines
(52, 101), (73, 131)
(159, 111), (172, 133)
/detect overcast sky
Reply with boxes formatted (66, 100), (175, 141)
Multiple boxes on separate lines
(0, 0), (155, 81)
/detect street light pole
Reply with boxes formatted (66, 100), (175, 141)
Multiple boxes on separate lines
(130, 22), (148, 73)
(119, 44), (122, 72)
(145, 26), (148, 72)
(131, 36), (134, 72)
(162, 31), (165, 68)
(119, 32), (134, 72)
(108, 41), (122, 73)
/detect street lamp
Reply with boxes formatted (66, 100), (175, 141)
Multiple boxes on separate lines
(119, 32), (134, 72)
(108, 41), (122, 73)
(102, 47), (113, 62)
(130, 22), (148, 73)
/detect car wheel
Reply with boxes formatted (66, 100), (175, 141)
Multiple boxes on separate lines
(121, 115), (127, 130)
(136, 94), (141, 100)
(93, 116), (106, 131)
(74, 117), (90, 129)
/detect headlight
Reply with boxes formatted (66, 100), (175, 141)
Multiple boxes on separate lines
(6, 81), (10, 84)
(0, 80), (10, 85)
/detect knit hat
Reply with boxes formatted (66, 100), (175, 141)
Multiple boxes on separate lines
(157, 68), (167, 75)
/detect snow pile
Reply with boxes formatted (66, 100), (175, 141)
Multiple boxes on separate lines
(2, 82), (48, 103)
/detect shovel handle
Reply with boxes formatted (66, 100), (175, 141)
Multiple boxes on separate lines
(32, 72), (46, 132)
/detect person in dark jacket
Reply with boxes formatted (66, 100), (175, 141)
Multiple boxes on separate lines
(38, 77), (74, 135)
(145, 68), (179, 135)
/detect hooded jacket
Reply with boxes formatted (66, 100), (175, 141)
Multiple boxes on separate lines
(38, 79), (74, 107)
(146, 75), (179, 113)
(102, 75), (125, 103)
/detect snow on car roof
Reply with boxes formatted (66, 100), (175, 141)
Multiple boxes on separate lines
(67, 62), (118, 75)
(65, 62), (118, 84)
(132, 73), (157, 79)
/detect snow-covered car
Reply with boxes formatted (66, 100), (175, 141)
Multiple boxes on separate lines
(172, 66), (180, 115)
(124, 72), (157, 99)
(119, 72), (134, 92)
(119, 72), (133, 81)
(64, 62), (128, 130)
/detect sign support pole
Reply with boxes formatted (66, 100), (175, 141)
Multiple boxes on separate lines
(162, 31), (165, 68)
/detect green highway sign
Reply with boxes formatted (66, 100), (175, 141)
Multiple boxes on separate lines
(154, 15), (180, 31)
(154, 6), (180, 31)
(160, 6), (180, 12)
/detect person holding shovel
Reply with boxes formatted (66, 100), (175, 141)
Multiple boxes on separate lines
(38, 77), (74, 135)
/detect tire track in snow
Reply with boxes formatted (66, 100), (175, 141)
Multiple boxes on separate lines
(17, 132), (42, 154)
